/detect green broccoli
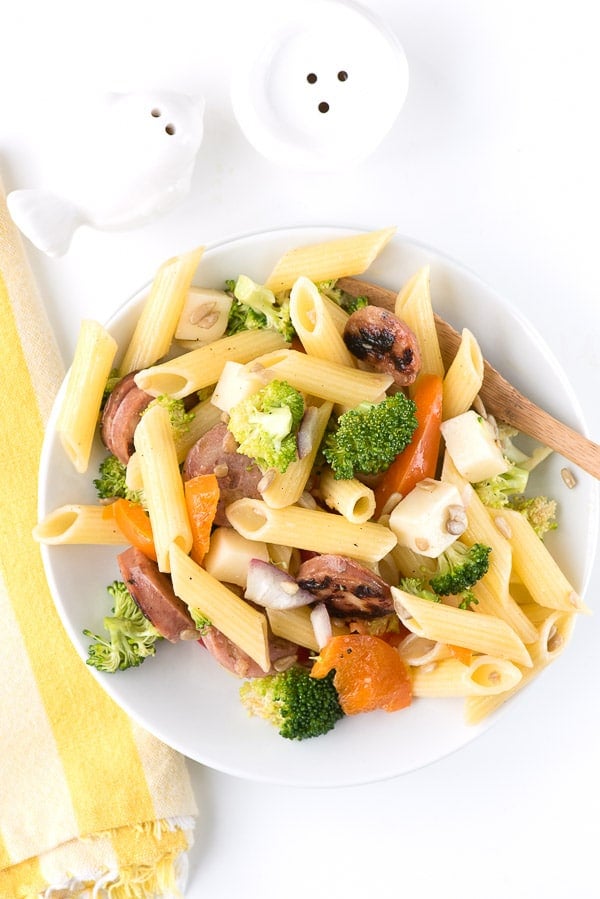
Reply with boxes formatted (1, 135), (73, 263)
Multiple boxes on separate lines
(189, 606), (212, 636)
(428, 542), (491, 596)
(509, 495), (558, 539)
(84, 581), (161, 673)
(316, 279), (369, 314)
(239, 666), (344, 740)
(93, 454), (141, 502)
(399, 577), (441, 603)
(225, 275), (295, 342)
(321, 393), (418, 480)
(475, 465), (530, 509)
(145, 394), (195, 438)
(227, 379), (305, 473)
(101, 368), (122, 408)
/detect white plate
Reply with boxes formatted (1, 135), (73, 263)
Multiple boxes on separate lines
(39, 227), (598, 787)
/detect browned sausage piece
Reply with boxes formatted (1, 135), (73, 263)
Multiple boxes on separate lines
(183, 421), (262, 526)
(296, 554), (393, 618)
(101, 371), (154, 464)
(117, 546), (197, 642)
(343, 305), (421, 386)
(200, 626), (298, 678)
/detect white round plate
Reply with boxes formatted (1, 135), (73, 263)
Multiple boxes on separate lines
(39, 227), (598, 787)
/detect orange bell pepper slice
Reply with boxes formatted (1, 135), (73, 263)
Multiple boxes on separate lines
(311, 634), (413, 715)
(105, 498), (156, 561)
(374, 372), (443, 517)
(184, 474), (220, 565)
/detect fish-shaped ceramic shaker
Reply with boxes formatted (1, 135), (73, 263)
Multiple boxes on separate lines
(7, 90), (205, 257)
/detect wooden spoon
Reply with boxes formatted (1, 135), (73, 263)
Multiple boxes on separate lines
(337, 276), (600, 481)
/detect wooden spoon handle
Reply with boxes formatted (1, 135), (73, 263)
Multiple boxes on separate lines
(337, 277), (600, 480)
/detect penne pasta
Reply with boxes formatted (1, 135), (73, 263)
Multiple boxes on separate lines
(394, 266), (445, 381)
(290, 276), (356, 367)
(264, 227), (396, 293)
(442, 328), (484, 420)
(33, 504), (126, 545)
(250, 348), (392, 406)
(56, 320), (118, 473)
(392, 587), (532, 667)
(169, 543), (270, 672)
(133, 403), (192, 572)
(134, 329), (286, 398)
(120, 246), (204, 375)
(226, 498), (397, 563)
(411, 655), (523, 697)
(498, 509), (588, 613)
(266, 606), (348, 652)
(319, 467), (376, 524)
(464, 609), (576, 724)
(260, 401), (333, 509)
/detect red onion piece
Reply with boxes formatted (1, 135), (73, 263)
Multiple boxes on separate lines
(245, 559), (315, 610)
(310, 602), (332, 649)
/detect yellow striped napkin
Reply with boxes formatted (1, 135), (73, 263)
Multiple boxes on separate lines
(0, 175), (198, 899)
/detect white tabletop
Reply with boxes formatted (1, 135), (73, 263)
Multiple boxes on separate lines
(3, 1), (599, 896)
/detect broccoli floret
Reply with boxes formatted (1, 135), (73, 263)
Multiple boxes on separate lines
(226, 275), (295, 342)
(509, 495), (558, 539)
(227, 379), (305, 473)
(399, 577), (441, 603)
(429, 542), (491, 596)
(475, 465), (530, 509)
(101, 368), (121, 408)
(93, 454), (141, 502)
(317, 280), (369, 314)
(321, 393), (418, 480)
(239, 666), (344, 740)
(189, 606), (212, 635)
(146, 394), (195, 438)
(84, 581), (161, 673)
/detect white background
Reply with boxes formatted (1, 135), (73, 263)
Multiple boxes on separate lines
(2, 1), (599, 896)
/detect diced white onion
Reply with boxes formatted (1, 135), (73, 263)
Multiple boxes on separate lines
(245, 559), (314, 610)
(310, 602), (332, 649)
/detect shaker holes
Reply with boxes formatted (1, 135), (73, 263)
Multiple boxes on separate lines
(306, 69), (349, 113)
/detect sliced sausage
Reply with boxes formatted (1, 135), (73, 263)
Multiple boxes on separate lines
(343, 305), (421, 386)
(200, 626), (298, 678)
(101, 371), (154, 464)
(296, 554), (393, 618)
(117, 546), (196, 642)
(183, 422), (262, 526)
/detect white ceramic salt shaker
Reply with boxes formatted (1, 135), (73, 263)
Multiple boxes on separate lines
(230, 0), (409, 172)
(7, 90), (205, 257)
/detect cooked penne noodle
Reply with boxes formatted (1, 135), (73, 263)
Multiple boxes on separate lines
(125, 451), (143, 493)
(498, 509), (588, 613)
(266, 606), (348, 652)
(411, 655), (523, 697)
(226, 498), (397, 563)
(392, 588), (532, 667)
(394, 266), (445, 381)
(33, 504), (126, 545)
(56, 320), (117, 473)
(472, 580), (538, 645)
(250, 348), (392, 406)
(319, 467), (376, 524)
(290, 276), (356, 367)
(264, 227), (396, 293)
(134, 403), (192, 572)
(464, 609), (576, 723)
(120, 246), (204, 375)
(267, 543), (299, 573)
(169, 543), (270, 672)
(260, 402), (333, 509)
(203, 527), (270, 587)
(134, 329), (286, 398)
(442, 328), (484, 420)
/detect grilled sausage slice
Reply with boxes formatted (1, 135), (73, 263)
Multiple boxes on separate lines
(200, 626), (298, 678)
(117, 546), (197, 642)
(183, 422), (262, 526)
(343, 305), (421, 386)
(101, 371), (154, 464)
(296, 554), (393, 618)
